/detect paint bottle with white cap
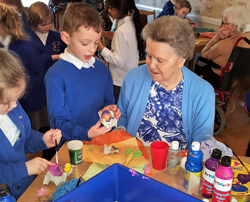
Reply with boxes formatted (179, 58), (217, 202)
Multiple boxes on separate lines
(184, 141), (203, 190)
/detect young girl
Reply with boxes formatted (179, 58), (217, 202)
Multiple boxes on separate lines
(157, 0), (191, 19)
(0, 0), (31, 33)
(98, 0), (145, 103)
(174, 0), (191, 18)
(0, 3), (49, 131)
(27, 1), (66, 71)
(0, 49), (62, 199)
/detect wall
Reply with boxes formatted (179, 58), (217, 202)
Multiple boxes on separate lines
(136, 0), (250, 31)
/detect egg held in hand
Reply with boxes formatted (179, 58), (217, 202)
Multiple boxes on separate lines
(101, 110), (111, 122)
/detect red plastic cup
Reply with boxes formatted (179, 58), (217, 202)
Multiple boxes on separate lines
(151, 141), (169, 170)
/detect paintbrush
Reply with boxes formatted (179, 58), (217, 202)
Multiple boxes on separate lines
(76, 176), (82, 188)
(224, 142), (250, 174)
(54, 117), (59, 164)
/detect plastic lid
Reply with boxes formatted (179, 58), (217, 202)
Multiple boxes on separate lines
(191, 141), (200, 151)
(221, 156), (231, 167)
(0, 184), (9, 197)
(211, 148), (222, 160)
(172, 141), (179, 150)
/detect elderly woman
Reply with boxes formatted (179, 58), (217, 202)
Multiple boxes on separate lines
(196, 6), (250, 89)
(117, 16), (215, 150)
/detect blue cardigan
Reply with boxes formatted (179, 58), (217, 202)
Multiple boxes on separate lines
(157, 0), (175, 18)
(28, 30), (66, 71)
(117, 65), (215, 149)
(45, 59), (115, 144)
(0, 102), (47, 199)
(9, 40), (47, 113)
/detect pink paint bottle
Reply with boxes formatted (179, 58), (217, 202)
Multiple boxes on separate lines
(212, 156), (233, 202)
(201, 148), (222, 198)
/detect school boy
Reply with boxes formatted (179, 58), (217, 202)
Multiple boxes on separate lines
(45, 3), (120, 146)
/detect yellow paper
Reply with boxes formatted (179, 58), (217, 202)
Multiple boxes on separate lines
(231, 160), (250, 195)
(82, 163), (109, 181)
(82, 162), (146, 182)
(82, 137), (147, 167)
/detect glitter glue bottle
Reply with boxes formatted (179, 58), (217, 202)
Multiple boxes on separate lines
(166, 140), (181, 175)
(111, 19), (117, 31)
(184, 141), (203, 190)
(212, 156), (233, 202)
(201, 148), (222, 198)
(0, 184), (16, 202)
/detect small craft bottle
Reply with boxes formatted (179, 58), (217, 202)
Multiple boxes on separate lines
(166, 140), (181, 175)
(111, 19), (117, 31)
(201, 148), (222, 198)
(212, 156), (233, 202)
(0, 184), (16, 202)
(184, 141), (203, 190)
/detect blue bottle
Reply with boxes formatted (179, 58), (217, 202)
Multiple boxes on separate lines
(0, 184), (16, 202)
(184, 141), (203, 190)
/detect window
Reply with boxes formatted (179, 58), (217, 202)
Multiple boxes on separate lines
(22, 0), (49, 7)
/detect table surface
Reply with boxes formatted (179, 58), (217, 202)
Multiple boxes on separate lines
(17, 142), (250, 202)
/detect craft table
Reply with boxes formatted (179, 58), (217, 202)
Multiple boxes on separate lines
(17, 142), (250, 202)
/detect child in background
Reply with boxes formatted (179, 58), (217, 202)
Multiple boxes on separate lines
(0, 3), (49, 131)
(28, 1), (66, 72)
(0, 0), (31, 33)
(0, 49), (62, 199)
(98, 0), (145, 103)
(96, 0), (104, 13)
(45, 3), (121, 146)
(157, 0), (181, 18)
(100, 0), (113, 33)
(174, 0), (191, 19)
(157, 0), (191, 19)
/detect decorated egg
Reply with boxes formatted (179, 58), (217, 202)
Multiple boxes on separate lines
(101, 110), (111, 122)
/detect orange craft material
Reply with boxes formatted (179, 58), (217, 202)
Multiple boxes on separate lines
(83, 130), (149, 159)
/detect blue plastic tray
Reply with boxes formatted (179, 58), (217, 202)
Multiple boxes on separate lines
(55, 163), (202, 202)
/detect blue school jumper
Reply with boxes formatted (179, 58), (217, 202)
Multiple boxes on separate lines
(0, 102), (47, 199)
(157, 0), (175, 18)
(28, 30), (66, 71)
(45, 59), (115, 144)
(9, 40), (47, 113)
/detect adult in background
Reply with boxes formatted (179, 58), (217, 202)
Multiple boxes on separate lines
(195, 6), (250, 89)
(117, 16), (215, 150)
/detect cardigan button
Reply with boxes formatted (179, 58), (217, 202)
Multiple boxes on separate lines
(16, 185), (21, 190)
(187, 130), (190, 134)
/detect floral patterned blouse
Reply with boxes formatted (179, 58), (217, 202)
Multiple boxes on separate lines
(136, 78), (187, 150)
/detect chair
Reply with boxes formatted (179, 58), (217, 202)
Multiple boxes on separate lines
(100, 31), (114, 67)
(194, 37), (250, 135)
(139, 9), (156, 20)
(139, 9), (156, 29)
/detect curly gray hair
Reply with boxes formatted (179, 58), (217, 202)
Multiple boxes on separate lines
(223, 6), (247, 33)
(142, 15), (195, 60)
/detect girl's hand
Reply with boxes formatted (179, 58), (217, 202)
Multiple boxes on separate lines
(43, 129), (62, 148)
(25, 157), (54, 176)
(52, 54), (60, 61)
(100, 105), (121, 121)
(88, 120), (112, 138)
